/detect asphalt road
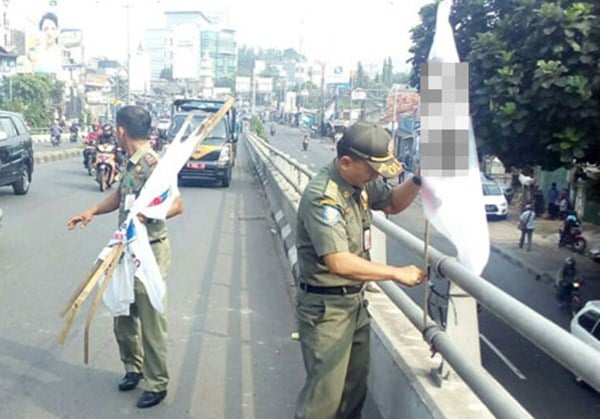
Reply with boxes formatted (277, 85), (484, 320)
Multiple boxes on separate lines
(265, 122), (600, 417)
(0, 145), (305, 418)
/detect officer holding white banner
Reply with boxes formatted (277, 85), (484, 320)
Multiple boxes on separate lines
(67, 106), (183, 409)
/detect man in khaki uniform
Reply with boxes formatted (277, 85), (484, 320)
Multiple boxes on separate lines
(295, 123), (426, 419)
(67, 106), (183, 409)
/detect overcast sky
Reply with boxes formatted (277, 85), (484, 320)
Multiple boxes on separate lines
(13, 0), (433, 71)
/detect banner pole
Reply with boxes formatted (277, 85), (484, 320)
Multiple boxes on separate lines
(423, 220), (431, 328)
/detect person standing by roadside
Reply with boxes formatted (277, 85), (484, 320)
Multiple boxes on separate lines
(519, 204), (536, 251)
(67, 106), (183, 409)
(547, 182), (560, 219)
(294, 123), (426, 419)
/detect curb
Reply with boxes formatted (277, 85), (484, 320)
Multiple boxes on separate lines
(489, 243), (553, 282)
(34, 149), (82, 165)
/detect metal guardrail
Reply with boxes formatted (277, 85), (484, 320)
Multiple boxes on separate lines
(244, 132), (600, 418)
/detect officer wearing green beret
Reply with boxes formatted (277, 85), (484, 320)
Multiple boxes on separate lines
(67, 106), (183, 409)
(294, 122), (426, 419)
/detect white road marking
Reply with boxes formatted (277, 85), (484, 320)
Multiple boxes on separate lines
(480, 333), (527, 380)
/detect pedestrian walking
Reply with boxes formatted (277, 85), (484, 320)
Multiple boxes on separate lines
(294, 122), (426, 419)
(518, 204), (536, 251)
(67, 106), (183, 409)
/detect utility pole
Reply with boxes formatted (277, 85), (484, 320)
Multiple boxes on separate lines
(319, 61), (325, 135)
(124, 0), (133, 105)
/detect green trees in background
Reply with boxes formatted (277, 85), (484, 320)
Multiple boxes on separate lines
(408, 0), (600, 171)
(1, 73), (65, 128)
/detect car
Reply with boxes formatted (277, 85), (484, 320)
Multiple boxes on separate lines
(0, 110), (34, 195)
(481, 177), (508, 219)
(570, 300), (600, 386)
(156, 117), (170, 135)
(167, 99), (238, 187)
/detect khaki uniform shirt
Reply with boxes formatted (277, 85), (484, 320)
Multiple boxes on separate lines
(296, 160), (393, 287)
(118, 143), (167, 240)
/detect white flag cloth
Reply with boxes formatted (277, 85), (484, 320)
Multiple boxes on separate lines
(98, 117), (195, 316)
(420, 0), (490, 275)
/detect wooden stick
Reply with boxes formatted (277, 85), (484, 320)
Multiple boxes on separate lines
(423, 220), (431, 329)
(84, 243), (125, 364)
(60, 259), (102, 317)
(57, 245), (120, 344)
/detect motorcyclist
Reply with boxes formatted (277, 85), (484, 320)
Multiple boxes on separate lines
(302, 135), (309, 151)
(559, 212), (581, 246)
(555, 256), (576, 305)
(96, 122), (124, 167)
(69, 122), (80, 142)
(50, 120), (62, 145)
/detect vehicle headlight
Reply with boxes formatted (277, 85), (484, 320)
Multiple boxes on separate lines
(218, 147), (230, 163)
(499, 201), (508, 208)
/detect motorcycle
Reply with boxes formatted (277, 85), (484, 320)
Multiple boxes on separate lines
(50, 132), (61, 146)
(555, 277), (584, 316)
(83, 139), (97, 176)
(148, 132), (163, 152)
(558, 225), (587, 254)
(94, 143), (120, 192)
(589, 245), (600, 263)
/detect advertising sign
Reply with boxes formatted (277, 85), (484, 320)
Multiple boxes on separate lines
(171, 24), (199, 80)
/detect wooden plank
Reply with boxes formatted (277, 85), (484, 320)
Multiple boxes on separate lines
(84, 243), (125, 364)
(57, 245), (120, 344)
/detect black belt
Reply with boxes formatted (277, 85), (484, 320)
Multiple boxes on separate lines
(149, 236), (167, 245)
(299, 282), (364, 296)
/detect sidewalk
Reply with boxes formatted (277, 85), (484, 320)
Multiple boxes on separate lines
(488, 204), (600, 288)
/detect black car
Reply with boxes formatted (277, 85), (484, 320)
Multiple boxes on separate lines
(167, 99), (238, 187)
(0, 110), (34, 195)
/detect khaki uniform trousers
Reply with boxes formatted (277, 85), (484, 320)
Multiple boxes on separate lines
(113, 239), (171, 392)
(295, 289), (370, 419)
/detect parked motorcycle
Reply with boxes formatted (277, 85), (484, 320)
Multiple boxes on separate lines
(94, 143), (120, 192)
(558, 225), (587, 254)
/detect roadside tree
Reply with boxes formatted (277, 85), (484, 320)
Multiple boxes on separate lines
(408, 0), (600, 171)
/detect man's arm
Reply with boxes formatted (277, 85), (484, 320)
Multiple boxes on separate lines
(383, 177), (421, 215)
(67, 189), (120, 230)
(323, 252), (425, 287)
(166, 196), (183, 219)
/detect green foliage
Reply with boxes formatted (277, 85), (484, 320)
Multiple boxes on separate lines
(1, 73), (64, 128)
(354, 61), (367, 88)
(408, 0), (600, 171)
(250, 115), (267, 141)
(159, 66), (173, 81)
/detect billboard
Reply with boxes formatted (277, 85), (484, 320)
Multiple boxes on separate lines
(235, 76), (251, 93)
(15, 8), (83, 80)
(171, 24), (199, 80)
(325, 64), (350, 87)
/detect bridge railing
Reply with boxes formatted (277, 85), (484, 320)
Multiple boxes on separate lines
(244, 133), (600, 418)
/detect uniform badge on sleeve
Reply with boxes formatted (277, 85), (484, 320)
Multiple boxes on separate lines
(322, 205), (341, 226)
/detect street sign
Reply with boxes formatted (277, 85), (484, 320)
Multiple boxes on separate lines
(351, 88), (367, 101)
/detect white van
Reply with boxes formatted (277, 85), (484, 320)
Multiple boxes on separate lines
(570, 301), (600, 387)
(482, 179), (508, 219)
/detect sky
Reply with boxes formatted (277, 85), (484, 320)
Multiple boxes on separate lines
(11, 0), (433, 72)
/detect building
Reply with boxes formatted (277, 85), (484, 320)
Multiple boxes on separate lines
(0, 0), (11, 52)
(143, 8), (237, 84)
